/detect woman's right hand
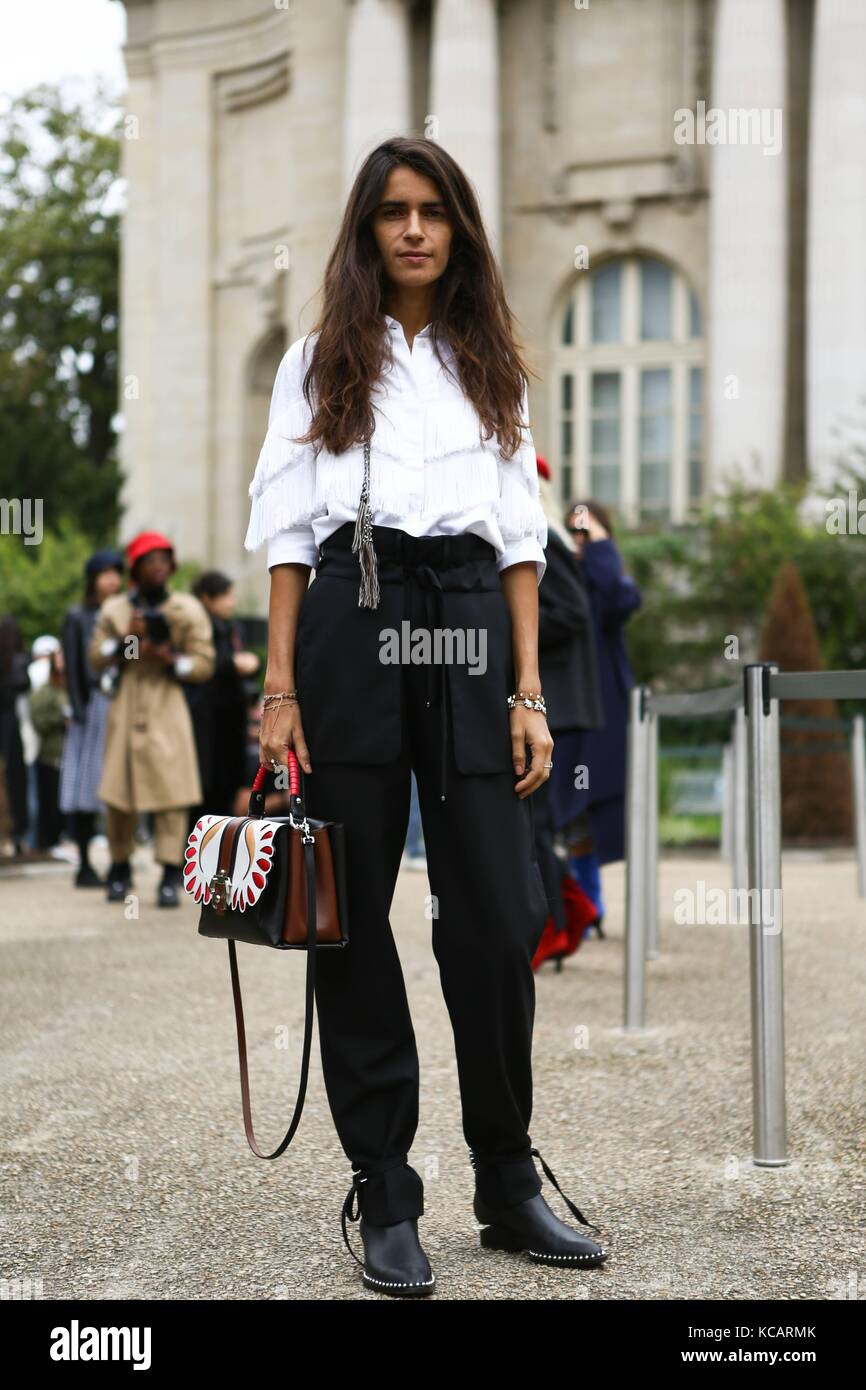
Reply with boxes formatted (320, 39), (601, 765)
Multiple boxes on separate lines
(259, 697), (313, 776)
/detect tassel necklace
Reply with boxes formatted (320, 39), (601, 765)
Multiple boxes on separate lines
(351, 437), (381, 609)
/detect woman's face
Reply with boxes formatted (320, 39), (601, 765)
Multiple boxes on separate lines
(371, 165), (453, 296)
(204, 588), (235, 621)
(568, 505), (608, 556)
(136, 550), (173, 588)
(95, 568), (122, 601)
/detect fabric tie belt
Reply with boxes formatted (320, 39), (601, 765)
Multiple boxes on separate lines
(316, 523), (501, 804)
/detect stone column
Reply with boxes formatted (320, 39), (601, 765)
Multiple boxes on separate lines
(343, 0), (412, 200)
(429, 0), (500, 256)
(118, 44), (157, 539)
(707, 0), (787, 490)
(152, 64), (213, 558)
(807, 0), (866, 489)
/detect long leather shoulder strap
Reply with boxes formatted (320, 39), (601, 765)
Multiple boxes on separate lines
(226, 835), (317, 1160)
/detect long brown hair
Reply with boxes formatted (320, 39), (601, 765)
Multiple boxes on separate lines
(295, 136), (535, 460)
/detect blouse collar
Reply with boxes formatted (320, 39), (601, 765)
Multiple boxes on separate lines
(383, 312), (436, 339)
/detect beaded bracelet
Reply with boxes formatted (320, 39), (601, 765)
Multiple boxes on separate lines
(507, 690), (547, 714)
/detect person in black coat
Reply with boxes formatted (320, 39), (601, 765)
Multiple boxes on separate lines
(0, 614), (31, 856)
(549, 500), (642, 925)
(184, 571), (261, 834)
(59, 549), (125, 885)
(532, 457), (604, 966)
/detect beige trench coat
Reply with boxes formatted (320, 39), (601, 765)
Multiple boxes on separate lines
(88, 591), (216, 812)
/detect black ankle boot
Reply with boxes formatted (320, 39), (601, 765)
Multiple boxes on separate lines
(106, 860), (133, 902)
(157, 862), (182, 909)
(75, 862), (104, 888)
(472, 1146), (609, 1268)
(341, 1169), (435, 1297)
(73, 814), (100, 887)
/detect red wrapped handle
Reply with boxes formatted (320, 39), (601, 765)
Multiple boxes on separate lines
(252, 749), (301, 796)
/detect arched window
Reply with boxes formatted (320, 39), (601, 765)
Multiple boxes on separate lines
(554, 255), (704, 524)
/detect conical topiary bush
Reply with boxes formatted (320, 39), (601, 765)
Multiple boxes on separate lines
(757, 560), (853, 843)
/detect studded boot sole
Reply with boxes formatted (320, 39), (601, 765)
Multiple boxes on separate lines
(479, 1221), (608, 1267)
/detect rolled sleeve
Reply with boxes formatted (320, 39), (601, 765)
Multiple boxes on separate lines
(267, 528), (318, 571)
(496, 377), (548, 587)
(245, 334), (319, 557)
(497, 537), (547, 586)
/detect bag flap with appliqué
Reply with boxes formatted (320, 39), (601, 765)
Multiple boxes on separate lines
(184, 813), (280, 912)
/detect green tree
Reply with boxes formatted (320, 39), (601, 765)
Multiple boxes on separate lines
(621, 474), (866, 706)
(0, 82), (122, 539)
(0, 518), (93, 644)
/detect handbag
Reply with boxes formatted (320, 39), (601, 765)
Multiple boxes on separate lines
(183, 749), (348, 1159)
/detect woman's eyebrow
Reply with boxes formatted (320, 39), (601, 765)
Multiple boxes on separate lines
(378, 199), (446, 210)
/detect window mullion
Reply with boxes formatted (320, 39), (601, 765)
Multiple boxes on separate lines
(672, 359), (687, 522)
(576, 365), (590, 500)
(622, 363), (639, 524)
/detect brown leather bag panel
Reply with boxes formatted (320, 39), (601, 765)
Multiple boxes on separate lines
(284, 827), (342, 944)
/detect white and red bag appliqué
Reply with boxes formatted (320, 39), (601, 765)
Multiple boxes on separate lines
(183, 815), (279, 911)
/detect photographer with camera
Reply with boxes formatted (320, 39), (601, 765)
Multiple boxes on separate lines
(88, 531), (216, 908)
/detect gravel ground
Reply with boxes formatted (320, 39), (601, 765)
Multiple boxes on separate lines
(1, 842), (863, 1302)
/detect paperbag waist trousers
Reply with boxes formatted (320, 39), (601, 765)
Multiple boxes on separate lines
(294, 522), (549, 1223)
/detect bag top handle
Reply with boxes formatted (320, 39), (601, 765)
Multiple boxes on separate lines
(248, 749), (304, 821)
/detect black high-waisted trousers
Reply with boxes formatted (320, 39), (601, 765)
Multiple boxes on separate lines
(294, 523), (549, 1224)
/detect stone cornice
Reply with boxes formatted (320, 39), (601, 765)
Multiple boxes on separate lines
(121, 3), (292, 81)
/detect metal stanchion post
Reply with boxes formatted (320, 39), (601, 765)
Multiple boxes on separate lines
(744, 663), (787, 1166)
(624, 685), (649, 1030)
(721, 741), (734, 862)
(851, 714), (866, 899)
(732, 704), (748, 893)
(645, 706), (660, 960)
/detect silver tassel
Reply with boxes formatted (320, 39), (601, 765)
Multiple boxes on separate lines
(351, 438), (380, 608)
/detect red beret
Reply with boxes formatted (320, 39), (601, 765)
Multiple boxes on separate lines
(125, 530), (176, 571)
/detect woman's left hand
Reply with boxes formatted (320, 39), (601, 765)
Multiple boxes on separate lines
(510, 706), (554, 798)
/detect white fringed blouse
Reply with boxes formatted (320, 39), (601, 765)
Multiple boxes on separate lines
(244, 313), (548, 583)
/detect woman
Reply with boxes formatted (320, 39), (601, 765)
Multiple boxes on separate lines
(58, 549), (125, 886)
(0, 614), (31, 857)
(550, 501), (642, 927)
(247, 136), (608, 1295)
(184, 570), (260, 835)
(29, 638), (69, 852)
(88, 532), (216, 909)
(531, 456), (603, 970)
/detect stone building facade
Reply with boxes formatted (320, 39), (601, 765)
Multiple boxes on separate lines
(118, 0), (865, 608)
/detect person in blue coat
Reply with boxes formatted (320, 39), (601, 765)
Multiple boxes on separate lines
(549, 500), (641, 925)
(532, 456), (604, 965)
